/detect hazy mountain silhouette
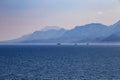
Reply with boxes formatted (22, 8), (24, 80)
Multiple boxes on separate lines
(59, 23), (110, 42)
(41, 26), (62, 31)
(102, 20), (120, 42)
(2, 20), (120, 43)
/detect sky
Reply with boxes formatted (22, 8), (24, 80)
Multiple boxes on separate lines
(0, 0), (120, 41)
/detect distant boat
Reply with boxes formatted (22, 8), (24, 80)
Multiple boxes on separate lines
(86, 43), (90, 45)
(57, 43), (61, 45)
(74, 43), (78, 46)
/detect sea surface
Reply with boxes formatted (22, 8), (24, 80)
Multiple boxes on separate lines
(0, 45), (120, 80)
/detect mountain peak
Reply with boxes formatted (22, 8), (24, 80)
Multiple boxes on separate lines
(41, 26), (62, 31)
(85, 23), (106, 27)
(75, 23), (107, 29)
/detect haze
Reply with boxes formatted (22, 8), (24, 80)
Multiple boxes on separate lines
(0, 0), (120, 41)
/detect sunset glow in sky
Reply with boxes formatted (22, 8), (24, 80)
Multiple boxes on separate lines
(0, 0), (120, 40)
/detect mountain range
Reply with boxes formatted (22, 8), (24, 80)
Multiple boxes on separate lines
(2, 20), (120, 43)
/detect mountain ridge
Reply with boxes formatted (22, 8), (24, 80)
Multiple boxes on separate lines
(2, 20), (120, 43)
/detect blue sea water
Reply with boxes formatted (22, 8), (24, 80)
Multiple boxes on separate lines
(0, 45), (120, 80)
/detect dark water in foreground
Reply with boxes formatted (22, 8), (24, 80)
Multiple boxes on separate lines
(0, 45), (120, 80)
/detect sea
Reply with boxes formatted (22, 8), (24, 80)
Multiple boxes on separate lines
(0, 44), (120, 80)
